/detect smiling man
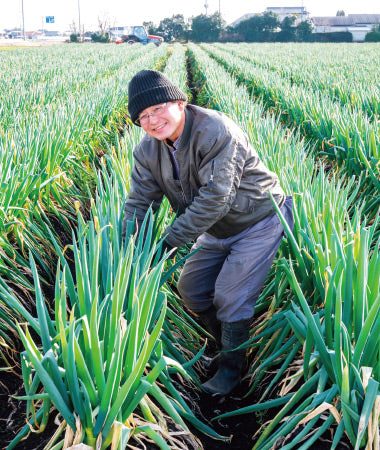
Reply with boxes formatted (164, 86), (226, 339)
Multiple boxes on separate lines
(123, 69), (294, 396)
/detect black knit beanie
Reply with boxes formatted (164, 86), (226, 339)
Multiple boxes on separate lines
(128, 70), (188, 126)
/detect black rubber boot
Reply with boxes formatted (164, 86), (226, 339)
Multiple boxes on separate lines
(202, 353), (221, 373)
(196, 306), (221, 348)
(201, 320), (250, 396)
(196, 306), (221, 373)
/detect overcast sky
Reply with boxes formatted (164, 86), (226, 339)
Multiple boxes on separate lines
(1, 0), (379, 32)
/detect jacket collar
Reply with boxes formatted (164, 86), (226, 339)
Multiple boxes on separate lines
(160, 107), (193, 153)
(176, 107), (193, 153)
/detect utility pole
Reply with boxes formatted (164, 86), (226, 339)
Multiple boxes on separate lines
(77, 0), (81, 39)
(21, 0), (25, 40)
(219, 0), (221, 15)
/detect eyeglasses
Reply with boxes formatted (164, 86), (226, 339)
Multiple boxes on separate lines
(136, 102), (169, 126)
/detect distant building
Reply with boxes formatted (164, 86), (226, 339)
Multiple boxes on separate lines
(311, 14), (380, 41)
(25, 30), (66, 41)
(266, 6), (310, 24)
(5, 28), (23, 39)
(230, 14), (255, 27)
(230, 6), (310, 27)
(42, 30), (60, 37)
(26, 31), (44, 39)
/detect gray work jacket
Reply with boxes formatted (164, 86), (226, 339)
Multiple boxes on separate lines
(123, 105), (285, 248)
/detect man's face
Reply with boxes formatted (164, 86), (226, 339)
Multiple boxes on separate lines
(138, 101), (186, 142)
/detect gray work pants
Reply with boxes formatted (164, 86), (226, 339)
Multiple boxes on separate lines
(177, 196), (294, 323)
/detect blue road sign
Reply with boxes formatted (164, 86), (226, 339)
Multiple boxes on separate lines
(46, 16), (55, 24)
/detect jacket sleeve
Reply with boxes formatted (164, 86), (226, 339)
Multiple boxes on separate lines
(163, 132), (248, 247)
(122, 145), (164, 239)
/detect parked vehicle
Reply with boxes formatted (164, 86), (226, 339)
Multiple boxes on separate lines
(114, 26), (163, 46)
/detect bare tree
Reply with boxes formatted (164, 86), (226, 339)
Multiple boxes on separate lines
(69, 20), (78, 34)
(98, 11), (111, 35)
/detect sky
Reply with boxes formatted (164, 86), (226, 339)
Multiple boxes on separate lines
(1, 0), (379, 32)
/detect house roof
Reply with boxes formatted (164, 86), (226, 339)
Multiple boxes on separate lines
(231, 11), (380, 29)
(267, 6), (307, 12)
(230, 13), (256, 27)
(312, 14), (380, 26)
(231, 8), (309, 27)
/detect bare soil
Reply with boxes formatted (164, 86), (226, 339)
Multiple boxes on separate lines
(1, 363), (351, 450)
(0, 39), (66, 49)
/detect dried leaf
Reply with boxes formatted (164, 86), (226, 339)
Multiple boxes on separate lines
(298, 402), (341, 425)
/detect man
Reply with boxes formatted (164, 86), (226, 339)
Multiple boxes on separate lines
(123, 69), (294, 396)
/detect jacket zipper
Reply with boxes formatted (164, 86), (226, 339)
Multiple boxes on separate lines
(166, 142), (187, 205)
(179, 179), (187, 205)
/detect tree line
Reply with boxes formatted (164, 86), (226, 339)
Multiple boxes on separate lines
(143, 12), (315, 43)
(85, 9), (380, 44)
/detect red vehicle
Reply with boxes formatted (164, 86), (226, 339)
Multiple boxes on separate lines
(115, 26), (163, 46)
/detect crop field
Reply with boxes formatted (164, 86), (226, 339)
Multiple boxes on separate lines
(0, 42), (379, 450)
